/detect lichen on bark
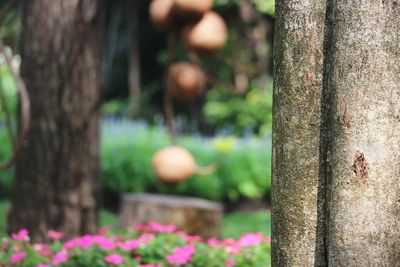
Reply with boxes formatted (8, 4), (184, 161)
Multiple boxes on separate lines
(272, 0), (327, 266)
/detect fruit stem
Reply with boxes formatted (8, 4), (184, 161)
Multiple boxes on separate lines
(165, 33), (178, 144)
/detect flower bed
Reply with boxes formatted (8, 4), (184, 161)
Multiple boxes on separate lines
(0, 222), (271, 267)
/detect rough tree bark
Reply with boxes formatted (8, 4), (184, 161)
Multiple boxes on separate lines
(272, 0), (326, 265)
(325, 1), (400, 265)
(273, 0), (400, 265)
(8, 0), (104, 241)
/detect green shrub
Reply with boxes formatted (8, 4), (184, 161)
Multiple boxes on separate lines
(205, 85), (273, 136)
(101, 118), (271, 202)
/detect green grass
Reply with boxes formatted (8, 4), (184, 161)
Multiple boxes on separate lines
(0, 200), (271, 239)
(222, 210), (271, 239)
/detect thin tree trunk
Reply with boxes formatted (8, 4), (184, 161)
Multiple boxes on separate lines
(8, 0), (104, 242)
(128, 0), (141, 117)
(272, 0), (326, 266)
(325, 1), (400, 265)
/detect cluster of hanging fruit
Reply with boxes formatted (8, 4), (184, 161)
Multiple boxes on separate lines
(149, 0), (228, 184)
(151, 0), (227, 104)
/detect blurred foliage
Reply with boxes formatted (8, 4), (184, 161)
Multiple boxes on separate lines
(205, 84), (273, 136)
(0, 59), (18, 121)
(0, 129), (13, 197)
(0, 0), (20, 50)
(2, 118), (270, 202)
(100, 119), (271, 202)
(0, 59), (16, 197)
(212, 136), (237, 154)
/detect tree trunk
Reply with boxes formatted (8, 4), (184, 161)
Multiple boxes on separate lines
(273, 0), (400, 265)
(127, 0), (141, 117)
(8, 0), (104, 242)
(325, 1), (400, 265)
(272, 1), (326, 266)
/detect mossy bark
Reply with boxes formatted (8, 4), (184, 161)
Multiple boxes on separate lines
(272, 1), (327, 266)
(325, 1), (400, 265)
(8, 0), (104, 242)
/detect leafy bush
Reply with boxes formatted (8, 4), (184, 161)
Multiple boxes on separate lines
(0, 223), (271, 266)
(101, 118), (271, 202)
(205, 86), (273, 136)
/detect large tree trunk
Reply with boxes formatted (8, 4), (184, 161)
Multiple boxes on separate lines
(325, 1), (400, 265)
(272, 1), (326, 266)
(273, 0), (400, 265)
(8, 0), (104, 242)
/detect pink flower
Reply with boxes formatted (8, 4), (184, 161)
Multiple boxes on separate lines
(52, 250), (68, 264)
(176, 231), (202, 243)
(48, 230), (64, 240)
(208, 238), (242, 255)
(225, 258), (235, 267)
(138, 233), (155, 244)
(119, 239), (139, 251)
(63, 235), (116, 250)
(207, 238), (221, 247)
(98, 226), (112, 235)
(37, 264), (51, 267)
(94, 236), (115, 250)
(135, 224), (151, 232)
(11, 229), (29, 241)
(166, 244), (195, 265)
(11, 252), (27, 264)
(148, 221), (176, 233)
(34, 243), (52, 257)
(104, 253), (125, 265)
(63, 238), (80, 250)
(226, 245), (242, 255)
(239, 233), (263, 247)
(78, 235), (96, 249)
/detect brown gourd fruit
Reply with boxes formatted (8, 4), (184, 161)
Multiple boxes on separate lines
(183, 11), (227, 54)
(173, 0), (213, 20)
(152, 146), (197, 184)
(166, 62), (207, 103)
(149, 0), (176, 33)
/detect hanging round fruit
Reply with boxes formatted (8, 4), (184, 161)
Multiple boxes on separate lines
(183, 11), (227, 54)
(152, 146), (197, 184)
(173, 0), (213, 20)
(149, 0), (177, 33)
(166, 62), (208, 103)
